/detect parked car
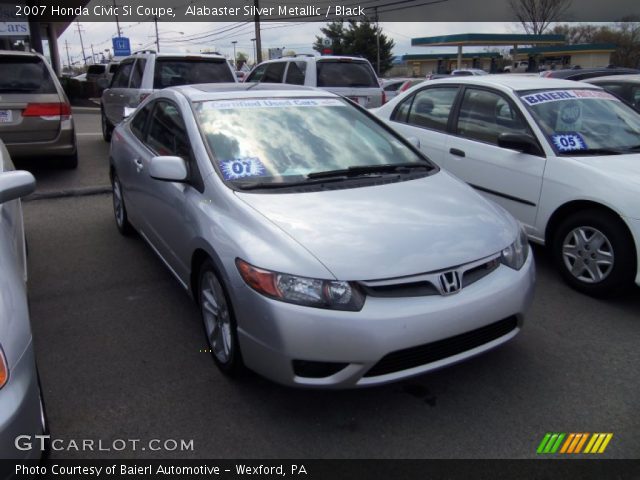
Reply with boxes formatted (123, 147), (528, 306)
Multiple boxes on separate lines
(100, 51), (236, 142)
(0, 50), (78, 169)
(382, 78), (424, 101)
(0, 140), (47, 459)
(109, 83), (534, 388)
(425, 73), (451, 80)
(374, 75), (640, 296)
(504, 61), (529, 73)
(85, 63), (107, 82)
(245, 55), (384, 108)
(540, 66), (640, 81)
(451, 68), (488, 76)
(583, 74), (640, 111)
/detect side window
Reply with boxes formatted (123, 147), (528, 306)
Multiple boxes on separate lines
(391, 94), (414, 123)
(145, 101), (192, 160)
(456, 88), (529, 145)
(284, 62), (306, 85)
(406, 87), (458, 132)
(130, 102), (153, 141)
(111, 60), (133, 88)
(246, 63), (267, 82)
(262, 62), (286, 83)
(632, 86), (640, 108)
(129, 59), (147, 89)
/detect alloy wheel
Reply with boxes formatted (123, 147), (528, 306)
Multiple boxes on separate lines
(200, 271), (233, 364)
(562, 226), (614, 283)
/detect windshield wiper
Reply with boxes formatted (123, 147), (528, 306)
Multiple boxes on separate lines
(564, 148), (627, 156)
(622, 144), (640, 152)
(307, 162), (432, 180)
(235, 176), (350, 191)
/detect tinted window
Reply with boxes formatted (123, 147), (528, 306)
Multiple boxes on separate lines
(146, 101), (191, 159)
(284, 62), (306, 85)
(457, 88), (529, 144)
(130, 102), (153, 141)
(246, 63), (267, 82)
(112, 61), (133, 88)
(316, 61), (378, 88)
(129, 59), (146, 89)
(87, 65), (106, 75)
(384, 82), (403, 92)
(108, 63), (120, 74)
(262, 62), (286, 83)
(153, 58), (234, 89)
(0, 56), (56, 93)
(404, 87), (458, 132)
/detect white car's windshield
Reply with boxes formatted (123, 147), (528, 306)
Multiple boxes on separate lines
(519, 88), (640, 155)
(194, 97), (431, 188)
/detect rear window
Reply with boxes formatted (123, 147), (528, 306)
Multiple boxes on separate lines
(153, 58), (234, 89)
(87, 65), (106, 75)
(316, 60), (378, 88)
(0, 56), (57, 93)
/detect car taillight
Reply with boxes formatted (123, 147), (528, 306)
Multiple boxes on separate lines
(381, 90), (386, 105)
(22, 103), (71, 120)
(400, 81), (412, 92)
(0, 347), (8, 390)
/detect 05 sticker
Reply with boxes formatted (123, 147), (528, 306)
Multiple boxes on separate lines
(219, 157), (266, 180)
(550, 133), (587, 152)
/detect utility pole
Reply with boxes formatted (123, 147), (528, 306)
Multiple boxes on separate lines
(251, 38), (256, 65)
(253, 0), (262, 63)
(154, 16), (160, 52)
(90, 44), (96, 64)
(64, 39), (72, 70)
(113, 0), (122, 37)
(375, 7), (380, 75)
(75, 21), (87, 66)
(231, 40), (237, 68)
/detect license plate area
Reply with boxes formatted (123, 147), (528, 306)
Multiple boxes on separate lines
(0, 110), (13, 123)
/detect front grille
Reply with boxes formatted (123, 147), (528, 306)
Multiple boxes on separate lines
(363, 316), (518, 377)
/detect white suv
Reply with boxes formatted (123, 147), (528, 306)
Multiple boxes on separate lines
(101, 51), (236, 141)
(246, 55), (384, 108)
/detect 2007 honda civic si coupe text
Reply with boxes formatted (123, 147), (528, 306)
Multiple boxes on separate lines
(109, 83), (535, 388)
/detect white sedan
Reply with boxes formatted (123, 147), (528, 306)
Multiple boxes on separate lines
(374, 75), (640, 297)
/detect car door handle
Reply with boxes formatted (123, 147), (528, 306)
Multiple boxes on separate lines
(134, 158), (143, 171)
(449, 148), (466, 157)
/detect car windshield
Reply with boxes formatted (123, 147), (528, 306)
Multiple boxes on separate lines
(194, 97), (429, 187)
(316, 61), (378, 88)
(0, 56), (56, 93)
(153, 58), (234, 89)
(519, 88), (640, 155)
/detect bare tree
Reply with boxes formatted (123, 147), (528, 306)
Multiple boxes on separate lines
(509, 0), (572, 35)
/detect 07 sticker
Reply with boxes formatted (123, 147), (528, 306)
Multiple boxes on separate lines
(550, 133), (587, 152)
(219, 157), (266, 180)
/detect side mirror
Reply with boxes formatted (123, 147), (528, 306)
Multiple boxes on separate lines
(0, 171), (36, 204)
(149, 156), (188, 182)
(497, 133), (543, 156)
(123, 107), (136, 119)
(407, 137), (421, 149)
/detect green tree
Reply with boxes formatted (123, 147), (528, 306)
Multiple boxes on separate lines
(313, 21), (395, 75)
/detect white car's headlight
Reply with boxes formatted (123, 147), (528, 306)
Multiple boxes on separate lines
(501, 226), (530, 270)
(236, 259), (365, 311)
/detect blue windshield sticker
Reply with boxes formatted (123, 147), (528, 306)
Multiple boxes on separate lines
(219, 157), (266, 180)
(550, 133), (587, 152)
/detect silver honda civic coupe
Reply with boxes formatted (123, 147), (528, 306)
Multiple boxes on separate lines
(109, 83), (535, 388)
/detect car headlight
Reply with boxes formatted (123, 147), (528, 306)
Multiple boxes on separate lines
(501, 226), (530, 270)
(0, 346), (8, 390)
(236, 259), (365, 311)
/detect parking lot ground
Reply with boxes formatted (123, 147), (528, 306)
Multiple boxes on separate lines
(23, 192), (640, 459)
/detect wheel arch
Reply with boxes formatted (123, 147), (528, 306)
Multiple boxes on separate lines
(189, 244), (230, 303)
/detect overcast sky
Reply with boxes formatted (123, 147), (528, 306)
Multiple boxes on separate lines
(57, 21), (521, 66)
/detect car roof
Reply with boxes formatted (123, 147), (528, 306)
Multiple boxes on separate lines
(426, 74), (602, 92)
(174, 83), (336, 102)
(584, 74), (640, 84)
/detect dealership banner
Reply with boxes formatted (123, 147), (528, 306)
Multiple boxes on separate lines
(2, 0), (638, 22)
(0, 3), (29, 37)
(2, 459), (640, 479)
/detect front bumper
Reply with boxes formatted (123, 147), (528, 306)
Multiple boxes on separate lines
(0, 342), (44, 460)
(623, 216), (640, 286)
(232, 252), (535, 388)
(4, 118), (76, 159)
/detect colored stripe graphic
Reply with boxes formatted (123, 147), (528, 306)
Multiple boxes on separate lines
(538, 433), (612, 454)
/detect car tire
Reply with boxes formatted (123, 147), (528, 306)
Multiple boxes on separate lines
(111, 173), (133, 236)
(59, 151), (78, 169)
(101, 108), (113, 142)
(198, 259), (244, 376)
(552, 209), (635, 297)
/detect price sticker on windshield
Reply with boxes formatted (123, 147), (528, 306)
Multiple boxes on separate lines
(550, 133), (587, 152)
(219, 157), (266, 180)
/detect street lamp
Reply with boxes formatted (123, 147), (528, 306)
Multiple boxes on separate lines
(231, 40), (237, 68)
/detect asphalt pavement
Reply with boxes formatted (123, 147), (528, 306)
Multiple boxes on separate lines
(19, 109), (640, 459)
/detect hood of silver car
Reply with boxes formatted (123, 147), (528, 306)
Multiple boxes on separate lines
(235, 172), (518, 280)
